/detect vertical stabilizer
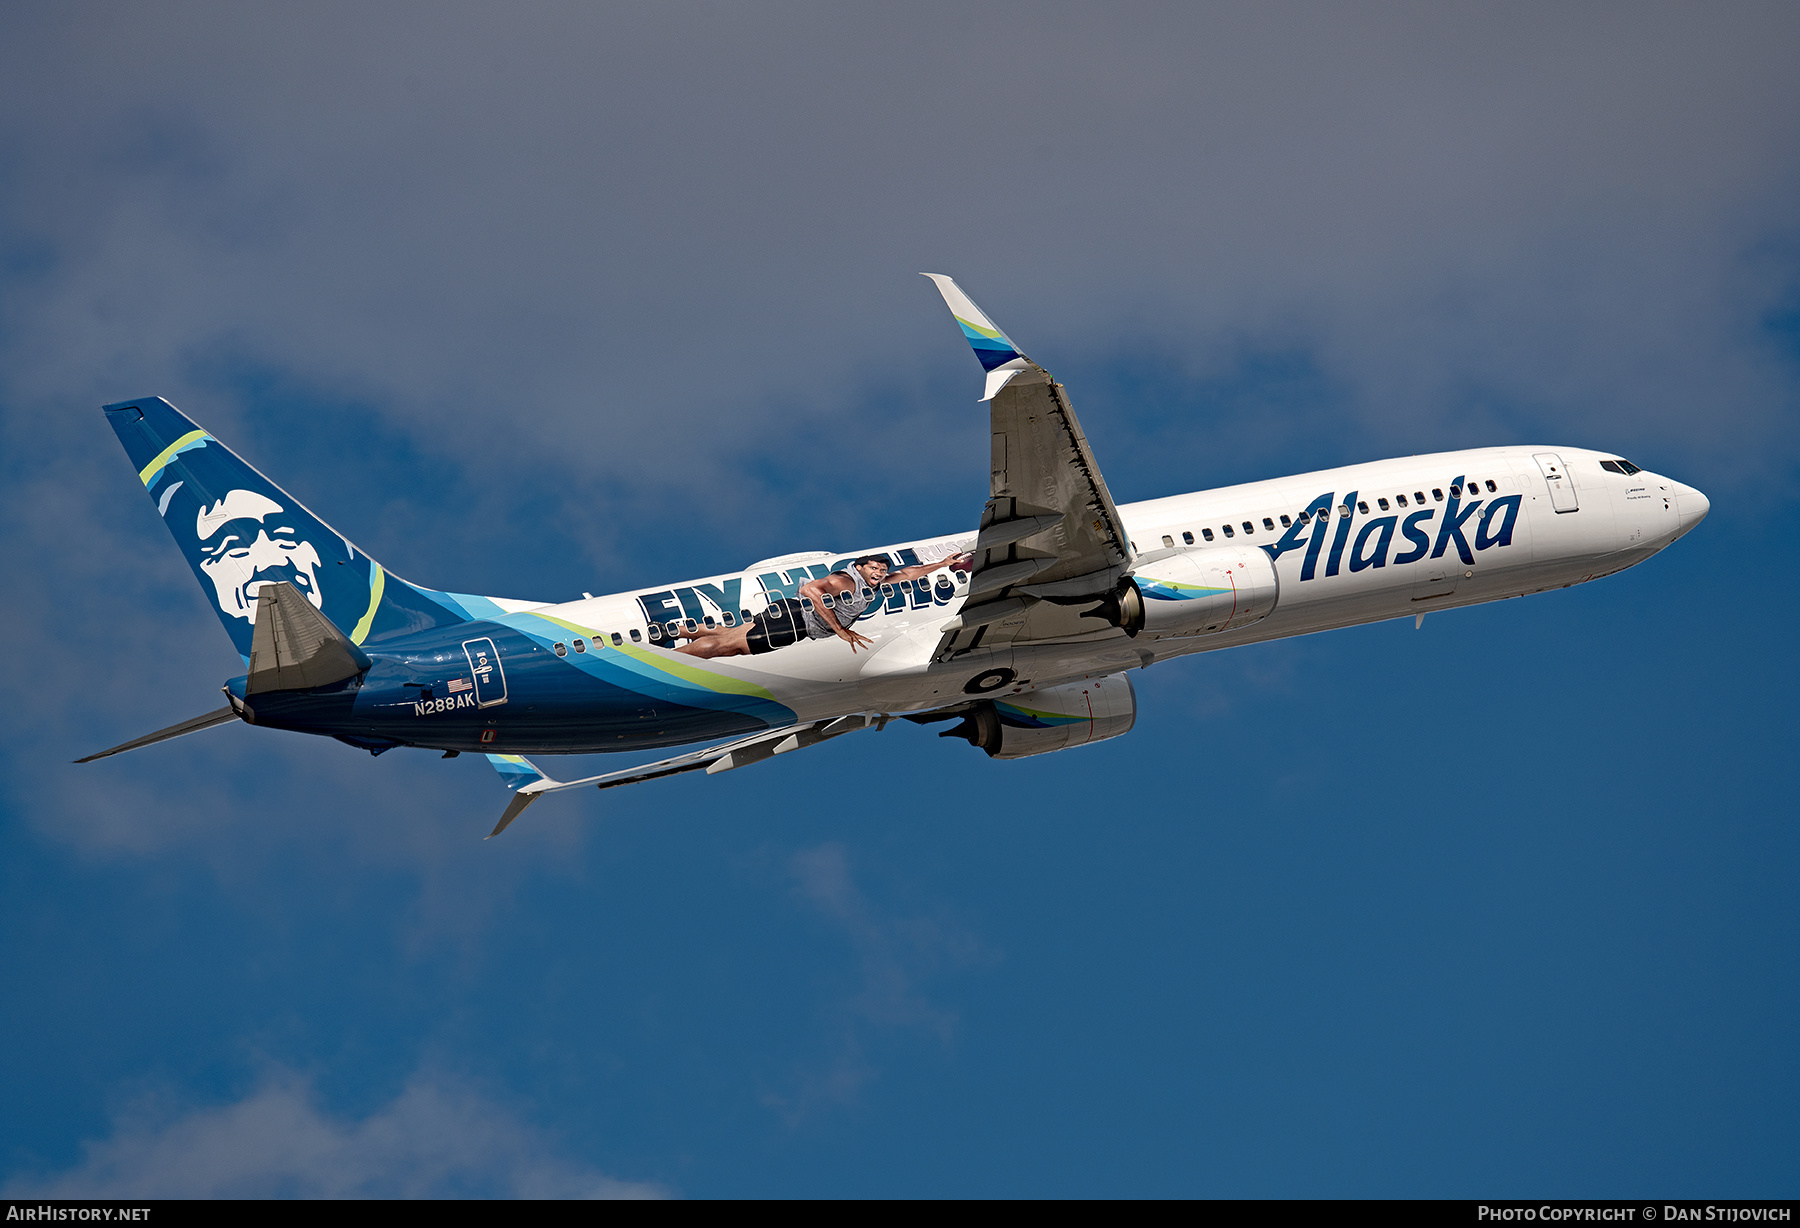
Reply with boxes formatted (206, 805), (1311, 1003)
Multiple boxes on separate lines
(104, 397), (504, 660)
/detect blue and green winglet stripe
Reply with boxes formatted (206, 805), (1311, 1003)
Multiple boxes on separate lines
(953, 315), (1023, 372)
(486, 753), (544, 791)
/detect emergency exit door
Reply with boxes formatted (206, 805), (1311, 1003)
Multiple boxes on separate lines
(1534, 453), (1578, 513)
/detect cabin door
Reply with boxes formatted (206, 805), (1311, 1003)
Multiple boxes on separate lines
(1534, 453), (1579, 514)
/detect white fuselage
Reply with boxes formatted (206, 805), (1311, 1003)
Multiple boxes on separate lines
(516, 445), (1708, 727)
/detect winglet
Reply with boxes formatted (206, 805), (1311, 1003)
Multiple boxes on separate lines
(484, 753), (555, 838)
(922, 274), (1037, 401)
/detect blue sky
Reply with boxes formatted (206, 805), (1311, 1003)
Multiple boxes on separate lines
(1, 2), (1796, 1197)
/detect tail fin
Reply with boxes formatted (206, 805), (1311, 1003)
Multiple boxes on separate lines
(105, 397), (502, 661)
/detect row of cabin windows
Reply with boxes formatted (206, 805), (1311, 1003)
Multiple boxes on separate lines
(548, 575), (970, 656)
(1158, 478), (1505, 549)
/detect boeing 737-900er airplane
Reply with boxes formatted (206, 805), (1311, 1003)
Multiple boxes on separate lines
(82, 275), (1710, 836)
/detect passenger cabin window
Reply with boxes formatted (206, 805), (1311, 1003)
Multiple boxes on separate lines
(573, 638), (586, 653)
(1356, 503), (1368, 514)
(1280, 514), (1292, 527)
(1486, 480), (1498, 492)
(628, 629), (641, 643)
(1450, 484), (1462, 498)
(721, 612), (735, 626)
(1201, 528), (1214, 541)
(1241, 521), (1253, 534)
(1162, 535), (1174, 547)
(612, 632), (624, 646)
(1262, 517), (1274, 530)
(1432, 489), (1444, 502)
(1182, 531), (1194, 545)
(554, 642), (567, 657)
(1378, 498), (1390, 511)
(1414, 491), (1426, 504)
(1338, 504), (1352, 517)
(1396, 494), (1408, 507)
(1222, 524), (1235, 538)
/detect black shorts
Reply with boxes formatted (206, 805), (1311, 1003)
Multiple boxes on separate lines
(745, 597), (808, 655)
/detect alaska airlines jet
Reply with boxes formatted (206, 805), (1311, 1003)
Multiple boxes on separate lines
(82, 276), (1711, 836)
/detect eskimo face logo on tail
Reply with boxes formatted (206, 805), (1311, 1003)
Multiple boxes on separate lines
(195, 490), (325, 621)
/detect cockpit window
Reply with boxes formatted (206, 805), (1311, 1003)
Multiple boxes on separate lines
(1601, 459), (1643, 476)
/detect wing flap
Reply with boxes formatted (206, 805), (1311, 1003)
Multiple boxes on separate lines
(923, 274), (1136, 658)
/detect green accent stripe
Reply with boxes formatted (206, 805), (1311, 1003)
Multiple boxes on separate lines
(953, 314), (1007, 341)
(522, 611), (781, 702)
(613, 643), (780, 700)
(137, 429), (210, 485)
(523, 611), (599, 639)
(350, 563), (385, 644)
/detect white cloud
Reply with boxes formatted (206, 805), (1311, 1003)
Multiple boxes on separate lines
(5, 1068), (665, 1199)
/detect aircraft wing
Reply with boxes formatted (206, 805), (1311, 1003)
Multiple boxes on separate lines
(923, 275), (1136, 656)
(482, 713), (884, 837)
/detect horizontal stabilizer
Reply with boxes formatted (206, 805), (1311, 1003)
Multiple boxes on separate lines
(478, 716), (885, 838)
(246, 581), (373, 695)
(75, 706), (239, 763)
(488, 791), (540, 839)
(484, 753), (552, 838)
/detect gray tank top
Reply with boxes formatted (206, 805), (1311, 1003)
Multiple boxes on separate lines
(802, 570), (879, 639)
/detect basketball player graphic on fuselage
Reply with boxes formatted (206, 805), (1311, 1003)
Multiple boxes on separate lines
(674, 553), (974, 659)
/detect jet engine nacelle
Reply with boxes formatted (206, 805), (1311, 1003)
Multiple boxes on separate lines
(1118, 545), (1279, 638)
(941, 674), (1136, 759)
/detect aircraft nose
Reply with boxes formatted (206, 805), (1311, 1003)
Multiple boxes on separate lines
(1672, 481), (1710, 536)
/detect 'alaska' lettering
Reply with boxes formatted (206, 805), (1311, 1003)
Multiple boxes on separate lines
(1270, 479), (1522, 581)
(1262, 492), (1334, 573)
(1325, 490), (1358, 577)
(1477, 496), (1521, 550)
(1393, 509), (1435, 565)
(1350, 516), (1396, 572)
(1430, 476), (1484, 565)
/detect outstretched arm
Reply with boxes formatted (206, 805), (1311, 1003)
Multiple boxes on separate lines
(885, 552), (973, 586)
